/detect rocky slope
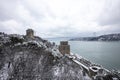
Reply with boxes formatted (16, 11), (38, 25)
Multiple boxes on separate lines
(0, 32), (91, 80)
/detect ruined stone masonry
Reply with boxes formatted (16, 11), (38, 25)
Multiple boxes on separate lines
(59, 41), (70, 55)
(26, 29), (34, 39)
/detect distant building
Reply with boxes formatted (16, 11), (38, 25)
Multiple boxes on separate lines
(59, 41), (70, 55)
(26, 29), (34, 38)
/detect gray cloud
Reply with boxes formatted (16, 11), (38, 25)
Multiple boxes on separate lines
(0, 0), (120, 38)
(0, 0), (20, 21)
(98, 0), (120, 26)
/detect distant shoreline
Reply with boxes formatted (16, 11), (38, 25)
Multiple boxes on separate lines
(69, 33), (120, 42)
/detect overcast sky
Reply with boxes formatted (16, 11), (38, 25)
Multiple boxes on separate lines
(0, 0), (120, 38)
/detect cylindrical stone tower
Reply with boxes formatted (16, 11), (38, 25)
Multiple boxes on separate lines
(59, 41), (70, 55)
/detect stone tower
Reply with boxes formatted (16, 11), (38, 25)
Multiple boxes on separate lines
(26, 29), (34, 38)
(59, 41), (70, 55)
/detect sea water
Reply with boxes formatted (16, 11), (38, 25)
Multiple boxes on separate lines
(47, 38), (120, 70)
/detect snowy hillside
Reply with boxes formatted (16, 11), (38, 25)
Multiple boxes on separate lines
(0, 32), (91, 80)
(0, 32), (120, 80)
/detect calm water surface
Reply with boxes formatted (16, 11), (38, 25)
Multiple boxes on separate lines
(48, 38), (120, 70)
